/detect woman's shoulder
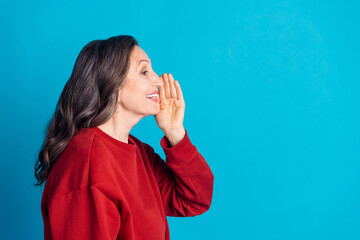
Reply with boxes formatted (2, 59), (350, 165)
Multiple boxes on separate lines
(73, 127), (96, 144)
(52, 128), (96, 171)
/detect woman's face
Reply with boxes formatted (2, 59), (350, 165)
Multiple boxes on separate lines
(117, 46), (163, 118)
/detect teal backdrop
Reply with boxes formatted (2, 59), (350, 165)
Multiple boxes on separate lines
(1, 0), (359, 239)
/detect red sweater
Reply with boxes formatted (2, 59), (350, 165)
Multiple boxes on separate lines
(41, 126), (214, 239)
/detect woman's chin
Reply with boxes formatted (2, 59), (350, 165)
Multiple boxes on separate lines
(146, 105), (160, 116)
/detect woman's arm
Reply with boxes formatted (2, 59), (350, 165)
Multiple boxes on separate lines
(144, 130), (214, 217)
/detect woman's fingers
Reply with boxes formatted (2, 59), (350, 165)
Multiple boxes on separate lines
(174, 80), (184, 101)
(160, 72), (183, 101)
(168, 73), (177, 99)
(158, 76), (166, 100)
(162, 73), (171, 99)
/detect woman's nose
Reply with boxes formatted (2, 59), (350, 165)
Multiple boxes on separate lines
(153, 75), (163, 87)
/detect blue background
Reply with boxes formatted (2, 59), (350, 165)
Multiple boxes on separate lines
(1, 0), (359, 239)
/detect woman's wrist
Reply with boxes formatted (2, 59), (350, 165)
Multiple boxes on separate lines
(164, 128), (186, 147)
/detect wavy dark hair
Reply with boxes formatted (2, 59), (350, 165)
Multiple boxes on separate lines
(34, 35), (139, 187)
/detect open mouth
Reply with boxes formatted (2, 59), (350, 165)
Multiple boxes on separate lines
(146, 90), (158, 102)
(146, 92), (158, 102)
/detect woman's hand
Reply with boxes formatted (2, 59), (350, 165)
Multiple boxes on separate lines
(154, 73), (186, 146)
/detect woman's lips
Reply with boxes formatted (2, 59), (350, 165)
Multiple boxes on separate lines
(147, 97), (158, 103)
(148, 90), (158, 95)
(146, 93), (158, 103)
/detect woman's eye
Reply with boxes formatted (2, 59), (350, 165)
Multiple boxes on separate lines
(141, 71), (148, 75)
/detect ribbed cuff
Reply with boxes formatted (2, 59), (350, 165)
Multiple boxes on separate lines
(160, 130), (197, 164)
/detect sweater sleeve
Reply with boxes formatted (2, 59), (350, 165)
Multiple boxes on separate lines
(144, 130), (214, 217)
(46, 186), (120, 240)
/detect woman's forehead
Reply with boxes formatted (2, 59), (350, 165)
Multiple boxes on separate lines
(131, 46), (150, 62)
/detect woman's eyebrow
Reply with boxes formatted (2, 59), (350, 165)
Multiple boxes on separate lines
(137, 59), (152, 66)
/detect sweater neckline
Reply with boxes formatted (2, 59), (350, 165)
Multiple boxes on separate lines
(89, 126), (137, 151)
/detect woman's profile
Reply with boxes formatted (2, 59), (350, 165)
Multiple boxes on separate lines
(34, 35), (214, 240)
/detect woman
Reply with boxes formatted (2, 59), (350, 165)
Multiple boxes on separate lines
(34, 35), (214, 240)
